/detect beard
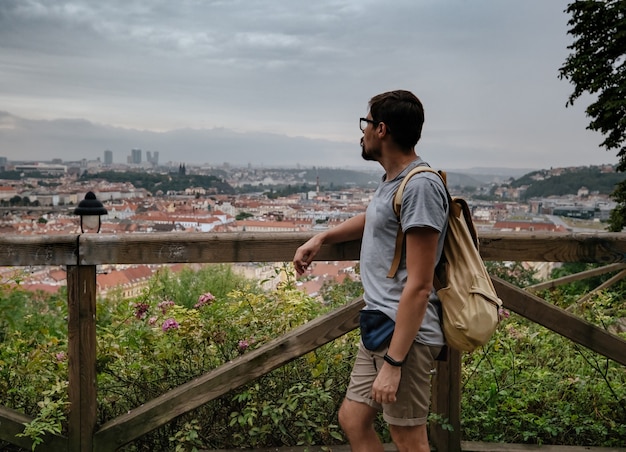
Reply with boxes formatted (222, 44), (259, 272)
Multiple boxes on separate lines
(361, 147), (376, 161)
(360, 137), (380, 162)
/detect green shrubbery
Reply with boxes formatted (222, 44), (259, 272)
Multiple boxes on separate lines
(462, 310), (626, 446)
(462, 262), (626, 446)
(0, 262), (625, 450)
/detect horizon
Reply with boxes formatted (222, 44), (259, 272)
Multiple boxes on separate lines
(3, 153), (620, 178)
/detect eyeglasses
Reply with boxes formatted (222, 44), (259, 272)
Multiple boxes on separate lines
(359, 117), (379, 132)
(359, 117), (392, 133)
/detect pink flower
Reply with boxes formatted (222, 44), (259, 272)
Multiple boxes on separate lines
(238, 339), (249, 353)
(195, 292), (215, 309)
(498, 307), (510, 320)
(148, 316), (158, 326)
(133, 302), (149, 319)
(55, 352), (66, 362)
(158, 300), (175, 314)
(162, 318), (180, 332)
(506, 325), (523, 340)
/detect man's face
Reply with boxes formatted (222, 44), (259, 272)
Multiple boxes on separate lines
(360, 114), (381, 162)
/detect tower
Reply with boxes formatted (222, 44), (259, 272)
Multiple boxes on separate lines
(131, 149), (142, 164)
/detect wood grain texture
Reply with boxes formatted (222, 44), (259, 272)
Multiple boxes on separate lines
(67, 266), (98, 452)
(0, 234), (77, 266)
(0, 232), (624, 266)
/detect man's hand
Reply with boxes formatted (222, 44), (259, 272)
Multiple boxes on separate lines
(292, 235), (323, 275)
(371, 364), (401, 404)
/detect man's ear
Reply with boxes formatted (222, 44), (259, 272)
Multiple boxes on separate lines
(377, 122), (389, 137)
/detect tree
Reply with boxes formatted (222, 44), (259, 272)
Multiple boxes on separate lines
(559, 1), (626, 231)
(235, 212), (253, 221)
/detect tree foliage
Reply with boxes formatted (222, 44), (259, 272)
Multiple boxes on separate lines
(79, 170), (235, 195)
(559, 0), (626, 231)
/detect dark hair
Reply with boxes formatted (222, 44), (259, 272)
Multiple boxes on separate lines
(368, 90), (425, 151)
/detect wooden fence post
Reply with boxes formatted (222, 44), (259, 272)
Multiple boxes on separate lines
(67, 265), (98, 452)
(430, 347), (462, 452)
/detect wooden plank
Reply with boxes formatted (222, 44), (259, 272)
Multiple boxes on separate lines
(72, 231), (626, 265)
(570, 269), (626, 308)
(205, 441), (626, 452)
(430, 348), (462, 452)
(0, 234), (77, 266)
(67, 266), (80, 451)
(0, 406), (36, 450)
(93, 297), (365, 452)
(0, 232), (624, 267)
(527, 263), (626, 292)
(492, 276), (626, 366)
(77, 232), (361, 265)
(67, 266), (98, 452)
(208, 445), (398, 452)
(479, 232), (626, 263)
(460, 441), (626, 451)
(209, 445), (398, 452)
(0, 406), (67, 451)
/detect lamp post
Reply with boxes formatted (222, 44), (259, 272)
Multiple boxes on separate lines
(68, 191), (107, 449)
(73, 191), (107, 233)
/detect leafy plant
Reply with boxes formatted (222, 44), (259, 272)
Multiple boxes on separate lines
(16, 380), (69, 451)
(1, 261), (624, 451)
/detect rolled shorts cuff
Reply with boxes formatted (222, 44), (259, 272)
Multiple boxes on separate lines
(383, 412), (428, 427)
(345, 389), (380, 411)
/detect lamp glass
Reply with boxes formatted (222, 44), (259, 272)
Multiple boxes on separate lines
(81, 215), (101, 233)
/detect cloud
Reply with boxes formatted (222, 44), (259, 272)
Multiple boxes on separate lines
(0, 0), (620, 170)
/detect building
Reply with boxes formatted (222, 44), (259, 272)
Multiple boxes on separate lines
(0, 186), (18, 200)
(104, 150), (113, 165)
(13, 163), (67, 176)
(146, 151), (159, 166)
(130, 149), (142, 165)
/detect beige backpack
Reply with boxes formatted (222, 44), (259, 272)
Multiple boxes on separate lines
(388, 166), (503, 352)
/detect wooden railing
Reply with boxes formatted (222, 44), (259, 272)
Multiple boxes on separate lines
(1, 231), (626, 452)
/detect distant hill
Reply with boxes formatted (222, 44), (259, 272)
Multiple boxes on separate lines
(449, 167), (538, 178)
(75, 165), (623, 198)
(510, 166), (624, 198)
(444, 167), (538, 187)
(445, 172), (495, 188)
(266, 167), (521, 189)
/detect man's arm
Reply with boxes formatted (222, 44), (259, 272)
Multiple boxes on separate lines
(293, 213), (365, 275)
(371, 225), (440, 404)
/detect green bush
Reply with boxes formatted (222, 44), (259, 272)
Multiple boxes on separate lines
(94, 264), (358, 450)
(461, 262), (626, 446)
(462, 312), (626, 446)
(1, 262), (625, 450)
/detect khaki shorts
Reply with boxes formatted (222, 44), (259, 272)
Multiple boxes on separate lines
(345, 340), (442, 426)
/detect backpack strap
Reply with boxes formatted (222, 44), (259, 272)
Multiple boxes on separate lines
(387, 166), (447, 278)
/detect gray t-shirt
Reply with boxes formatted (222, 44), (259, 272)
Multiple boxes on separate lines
(360, 158), (448, 346)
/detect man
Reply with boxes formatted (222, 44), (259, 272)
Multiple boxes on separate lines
(292, 90), (448, 452)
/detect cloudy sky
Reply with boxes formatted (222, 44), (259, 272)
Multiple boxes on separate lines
(0, 0), (618, 170)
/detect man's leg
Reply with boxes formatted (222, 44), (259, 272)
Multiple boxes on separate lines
(389, 423), (430, 452)
(338, 397), (384, 452)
